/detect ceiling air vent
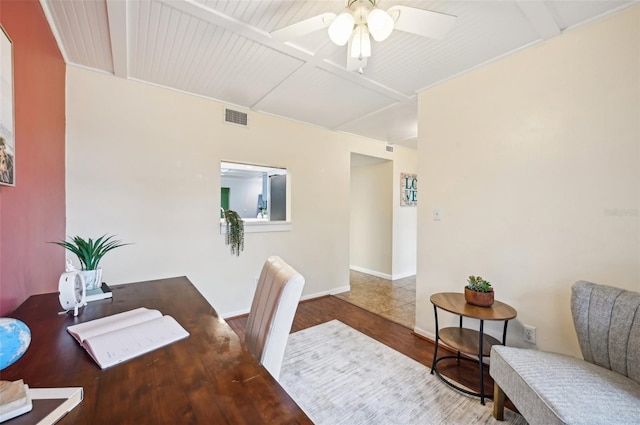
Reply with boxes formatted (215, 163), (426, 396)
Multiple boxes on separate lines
(224, 108), (248, 127)
(385, 144), (394, 153)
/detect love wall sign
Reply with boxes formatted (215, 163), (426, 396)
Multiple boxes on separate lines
(400, 173), (417, 206)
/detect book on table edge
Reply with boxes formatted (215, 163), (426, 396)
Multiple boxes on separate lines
(0, 381), (31, 423)
(4, 387), (82, 425)
(85, 283), (112, 303)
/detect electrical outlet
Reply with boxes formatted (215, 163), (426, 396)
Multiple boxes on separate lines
(523, 325), (536, 344)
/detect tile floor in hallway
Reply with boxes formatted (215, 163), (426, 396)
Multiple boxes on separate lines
(334, 270), (416, 329)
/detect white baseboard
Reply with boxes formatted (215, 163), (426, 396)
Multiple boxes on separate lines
(220, 285), (351, 319)
(392, 270), (416, 280)
(327, 285), (351, 296)
(221, 307), (250, 319)
(350, 266), (415, 281)
(349, 266), (392, 280)
(413, 326), (435, 341)
(301, 285), (351, 300)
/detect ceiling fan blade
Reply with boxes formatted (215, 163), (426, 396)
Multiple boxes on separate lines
(387, 6), (456, 39)
(271, 12), (336, 42)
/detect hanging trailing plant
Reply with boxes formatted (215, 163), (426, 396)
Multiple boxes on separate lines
(223, 209), (244, 256)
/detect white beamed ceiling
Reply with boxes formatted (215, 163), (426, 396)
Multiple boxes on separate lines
(42, 0), (636, 149)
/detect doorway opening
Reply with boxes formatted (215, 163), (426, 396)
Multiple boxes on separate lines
(336, 153), (415, 328)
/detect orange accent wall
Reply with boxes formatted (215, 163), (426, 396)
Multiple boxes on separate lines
(0, 0), (66, 314)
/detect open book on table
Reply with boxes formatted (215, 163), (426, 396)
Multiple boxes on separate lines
(67, 307), (189, 369)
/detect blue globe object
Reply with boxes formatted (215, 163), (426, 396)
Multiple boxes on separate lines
(0, 318), (31, 370)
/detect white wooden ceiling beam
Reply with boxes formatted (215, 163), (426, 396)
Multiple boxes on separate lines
(516, 1), (561, 40)
(106, 0), (129, 78)
(159, 0), (410, 103)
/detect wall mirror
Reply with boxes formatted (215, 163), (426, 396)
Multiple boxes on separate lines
(220, 161), (287, 222)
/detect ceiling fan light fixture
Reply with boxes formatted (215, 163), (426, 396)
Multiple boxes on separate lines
(350, 24), (371, 59)
(328, 12), (355, 46)
(367, 8), (394, 42)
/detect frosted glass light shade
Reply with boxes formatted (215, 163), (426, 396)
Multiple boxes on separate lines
(328, 12), (355, 46)
(367, 8), (394, 42)
(350, 24), (371, 59)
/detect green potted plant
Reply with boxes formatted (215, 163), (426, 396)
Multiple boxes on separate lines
(52, 234), (129, 290)
(465, 275), (494, 307)
(222, 209), (244, 256)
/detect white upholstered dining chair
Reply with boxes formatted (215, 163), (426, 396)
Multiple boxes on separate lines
(244, 256), (305, 380)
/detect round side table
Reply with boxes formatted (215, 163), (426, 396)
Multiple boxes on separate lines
(430, 292), (517, 405)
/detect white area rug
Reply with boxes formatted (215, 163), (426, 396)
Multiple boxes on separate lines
(280, 320), (527, 425)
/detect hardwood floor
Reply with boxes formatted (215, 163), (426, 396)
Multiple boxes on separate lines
(226, 295), (503, 405)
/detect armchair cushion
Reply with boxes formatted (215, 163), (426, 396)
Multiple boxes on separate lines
(491, 345), (640, 425)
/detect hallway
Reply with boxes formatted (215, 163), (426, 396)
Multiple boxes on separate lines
(334, 270), (416, 329)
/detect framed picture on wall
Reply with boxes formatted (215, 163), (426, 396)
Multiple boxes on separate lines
(0, 25), (14, 186)
(400, 173), (417, 206)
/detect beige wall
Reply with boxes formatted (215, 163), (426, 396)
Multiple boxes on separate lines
(416, 6), (640, 355)
(350, 160), (393, 277)
(392, 161), (417, 279)
(66, 66), (417, 316)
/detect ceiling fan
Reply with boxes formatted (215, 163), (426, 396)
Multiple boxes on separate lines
(271, 0), (457, 72)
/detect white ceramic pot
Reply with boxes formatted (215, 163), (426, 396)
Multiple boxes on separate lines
(80, 268), (103, 291)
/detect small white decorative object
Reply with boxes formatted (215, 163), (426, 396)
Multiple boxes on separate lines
(58, 272), (86, 317)
(65, 259), (76, 272)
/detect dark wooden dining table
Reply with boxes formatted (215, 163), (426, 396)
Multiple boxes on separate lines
(1, 276), (312, 424)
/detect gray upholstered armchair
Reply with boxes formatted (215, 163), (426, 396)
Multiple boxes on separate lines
(490, 281), (640, 424)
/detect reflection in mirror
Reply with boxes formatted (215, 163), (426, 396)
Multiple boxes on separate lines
(220, 162), (287, 222)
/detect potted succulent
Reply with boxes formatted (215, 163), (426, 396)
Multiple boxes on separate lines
(222, 209), (244, 256)
(465, 275), (494, 307)
(52, 234), (129, 291)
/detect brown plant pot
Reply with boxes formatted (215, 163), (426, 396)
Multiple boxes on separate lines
(464, 287), (494, 307)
